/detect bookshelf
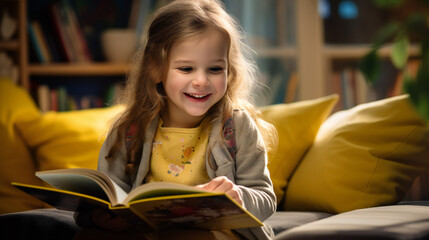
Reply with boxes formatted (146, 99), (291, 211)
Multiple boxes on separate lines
(0, 40), (19, 50)
(28, 63), (130, 76)
(0, 0), (130, 111)
(300, 0), (422, 111)
(0, 0), (27, 88)
(323, 44), (420, 59)
(21, 0), (133, 111)
(4, 0), (300, 110)
(2, 0), (420, 111)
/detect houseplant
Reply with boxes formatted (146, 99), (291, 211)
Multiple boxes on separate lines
(360, 0), (429, 120)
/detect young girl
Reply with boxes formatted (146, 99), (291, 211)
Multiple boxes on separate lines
(75, 0), (277, 239)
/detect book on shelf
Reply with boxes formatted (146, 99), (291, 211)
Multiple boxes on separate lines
(271, 69), (299, 105)
(49, 3), (74, 62)
(35, 83), (119, 111)
(37, 84), (51, 113)
(57, 86), (68, 112)
(38, 8), (63, 62)
(48, 1), (92, 62)
(387, 60), (420, 97)
(331, 68), (377, 111)
(104, 82), (124, 107)
(27, 22), (43, 63)
(28, 21), (52, 63)
(28, 21), (47, 63)
(269, 73), (286, 105)
(12, 168), (262, 231)
(50, 89), (58, 112)
(61, 0), (92, 62)
(284, 72), (298, 103)
(331, 71), (344, 112)
(340, 68), (355, 109)
(56, 1), (82, 62)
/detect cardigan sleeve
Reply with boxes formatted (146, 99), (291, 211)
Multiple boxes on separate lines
(97, 129), (133, 193)
(232, 110), (277, 221)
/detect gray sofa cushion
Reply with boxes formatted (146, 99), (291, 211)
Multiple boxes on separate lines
(275, 204), (429, 240)
(266, 211), (333, 235)
(0, 208), (79, 240)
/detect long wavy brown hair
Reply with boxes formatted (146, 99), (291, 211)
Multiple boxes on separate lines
(107, 0), (277, 177)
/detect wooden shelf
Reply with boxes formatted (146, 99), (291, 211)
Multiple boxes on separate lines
(0, 40), (19, 50)
(323, 44), (420, 59)
(28, 63), (131, 76)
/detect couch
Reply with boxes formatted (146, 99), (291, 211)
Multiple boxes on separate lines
(0, 77), (429, 239)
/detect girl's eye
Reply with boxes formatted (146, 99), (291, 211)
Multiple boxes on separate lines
(208, 67), (223, 73)
(178, 67), (193, 73)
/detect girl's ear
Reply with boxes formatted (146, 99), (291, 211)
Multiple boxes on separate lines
(156, 82), (166, 95)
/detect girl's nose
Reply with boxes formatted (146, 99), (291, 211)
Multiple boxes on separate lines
(192, 70), (209, 87)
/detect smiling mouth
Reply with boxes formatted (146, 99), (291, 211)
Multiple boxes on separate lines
(184, 93), (211, 99)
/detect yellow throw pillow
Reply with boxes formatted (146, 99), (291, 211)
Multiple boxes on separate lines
(0, 78), (47, 213)
(284, 95), (429, 213)
(259, 95), (338, 204)
(16, 105), (125, 171)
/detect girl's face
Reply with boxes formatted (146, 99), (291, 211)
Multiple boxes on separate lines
(162, 28), (228, 128)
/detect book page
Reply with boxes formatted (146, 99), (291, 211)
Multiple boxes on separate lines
(36, 168), (129, 205)
(36, 172), (111, 202)
(124, 182), (209, 203)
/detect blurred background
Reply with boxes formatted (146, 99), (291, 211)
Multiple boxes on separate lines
(0, 0), (426, 112)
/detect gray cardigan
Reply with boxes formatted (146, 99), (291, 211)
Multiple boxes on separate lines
(98, 110), (276, 239)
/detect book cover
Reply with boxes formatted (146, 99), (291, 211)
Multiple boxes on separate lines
(57, 86), (68, 111)
(38, 9), (63, 62)
(269, 74), (285, 105)
(355, 70), (369, 105)
(12, 168), (262, 231)
(27, 21), (45, 63)
(49, 3), (74, 62)
(31, 21), (52, 63)
(37, 84), (51, 113)
(284, 72), (298, 103)
(50, 89), (58, 111)
(332, 71), (344, 111)
(341, 68), (355, 109)
(62, 0), (92, 62)
(56, 1), (82, 62)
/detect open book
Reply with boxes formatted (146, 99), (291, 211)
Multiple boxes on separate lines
(12, 168), (262, 230)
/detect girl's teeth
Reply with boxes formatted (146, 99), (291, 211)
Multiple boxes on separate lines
(189, 94), (207, 98)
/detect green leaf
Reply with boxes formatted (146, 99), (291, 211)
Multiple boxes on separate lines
(359, 50), (381, 84)
(403, 63), (429, 121)
(391, 35), (409, 69)
(404, 14), (428, 36)
(372, 22), (400, 47)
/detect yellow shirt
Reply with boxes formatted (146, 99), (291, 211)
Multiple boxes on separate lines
(146, 119), (211, 186)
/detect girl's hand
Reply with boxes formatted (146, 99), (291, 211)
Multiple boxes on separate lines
(91, 208), (130, 232)
(195, 176), (243, 206)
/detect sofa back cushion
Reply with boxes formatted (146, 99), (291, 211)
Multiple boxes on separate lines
(16, 105), (125, 171)
(259, 95), (338, 203)
(283, 95), (429, 213)
(0, 78), (47, 213)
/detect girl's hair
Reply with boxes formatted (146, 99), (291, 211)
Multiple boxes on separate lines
(107, 0), (277, 177)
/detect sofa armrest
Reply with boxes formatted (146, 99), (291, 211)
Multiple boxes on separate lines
(275, 203), (429, 240)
